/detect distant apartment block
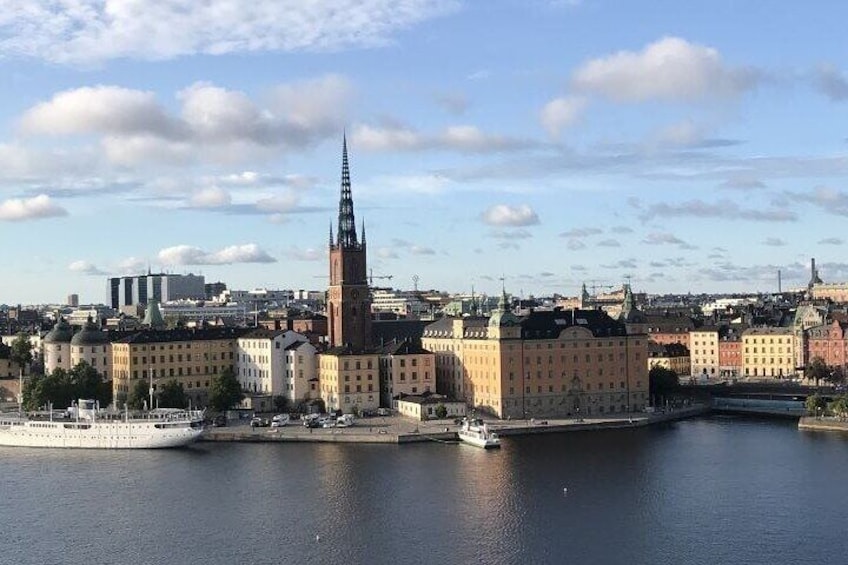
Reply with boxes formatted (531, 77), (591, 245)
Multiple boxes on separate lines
(107, 273), (205, 309)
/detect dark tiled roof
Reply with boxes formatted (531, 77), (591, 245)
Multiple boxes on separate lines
(372, 319), (430, 346)
(114, 327), (250, 344)
(519, 309), (628, 339)
(379, 339), (431, 356)
(241, 328), (288, 340)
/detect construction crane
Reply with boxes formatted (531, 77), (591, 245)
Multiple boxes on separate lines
(587, 280), (615, 295)
(369, 269), (393, 286)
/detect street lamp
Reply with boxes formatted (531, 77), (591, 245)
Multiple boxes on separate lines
(816, 405), (822, 420)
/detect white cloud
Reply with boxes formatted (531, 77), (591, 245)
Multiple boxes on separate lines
(410, 245), (437, 255)
(285, 247), (323, 261)
(0, 194), (67, 221)
(189, 187), (232, 208)
(642, 232), (686, 246)
(158, 243), (276, 265)
(352, 123), (537, 153)
(20, 86), (179, 137)
(572, 36), (758, 103)
(480, 204), (540, 227)
(540, 96), (587, 136)
(68, 260), (107, 275)
(0, 1), (458, 64)
(377, 248), (400, 259)
(762, 237), (786, 247)
(560, 227), (602, 238)
(118, 257), (148, 274)
(18, 77), (353, 167)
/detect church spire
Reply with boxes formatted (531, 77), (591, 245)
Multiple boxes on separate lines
(337, 134), (358, 249)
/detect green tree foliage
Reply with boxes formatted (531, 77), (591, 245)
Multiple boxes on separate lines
(805, 357), (830, 387)
(805, 393), (828, 416)
(434, 403), (448, 419)
(208, 367), (244, 412)
(127, 379), (150, 410)
(22, 362), (109, 410)
(649, 366), (679, 397)
(157, 380), (188, 409)
(827, 395), (848, 420)
(273, 395), (289, 413)
(826, 366), (846, 386)
(10, 333), (33, 379)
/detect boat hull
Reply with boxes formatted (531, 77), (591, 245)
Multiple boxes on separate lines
(0, 419), (204, 449)
(458, 430), (501, 449)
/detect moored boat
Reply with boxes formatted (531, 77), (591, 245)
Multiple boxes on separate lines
(458, 417), (501, 449)
(0, 399), (205, 449)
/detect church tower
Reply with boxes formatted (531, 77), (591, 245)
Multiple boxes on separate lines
(328, 136), (372, 351)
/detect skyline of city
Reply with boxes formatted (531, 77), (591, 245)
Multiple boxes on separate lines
(4, 1), (848, 303)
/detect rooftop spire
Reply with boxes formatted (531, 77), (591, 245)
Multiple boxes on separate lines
(337, 134), (358, 249)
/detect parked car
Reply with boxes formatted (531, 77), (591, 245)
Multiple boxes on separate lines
(212, 415), (227, 427)
(250, 417), (270, 428)
(271, 414), (290, 427)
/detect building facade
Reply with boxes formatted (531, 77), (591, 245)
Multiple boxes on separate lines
(111, 328), (243, 406)
(423, 299), (649, 419)
(741, 327), (797, 379)
(689, 328), (720, 377)
(107, 273), (205, 309)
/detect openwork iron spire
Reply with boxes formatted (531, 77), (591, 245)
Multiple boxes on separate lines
(337, 134), (359, 249)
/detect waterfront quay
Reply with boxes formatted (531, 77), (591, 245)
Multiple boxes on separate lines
(201, 404), (709, 445)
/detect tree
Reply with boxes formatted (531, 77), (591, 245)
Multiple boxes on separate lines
(805, 357), (830, 388)
(9, 333), (33, 389)
(157, 380), (188, 409)
(208, 367), (244, 412)
(805, 393), (827, 416)
(272, 395), (289, 413)
(828, 395), (848, 421)
(826, 366), (846, 386)
(21, 362), (110, 411)
(434, 403), (448, 419)
(127, 379), (150, 410)
(649, 366), (679, 398)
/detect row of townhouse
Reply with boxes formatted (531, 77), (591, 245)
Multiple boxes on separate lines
(41, 318), (437, 414)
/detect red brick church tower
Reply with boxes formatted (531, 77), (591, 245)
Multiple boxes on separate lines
(327, 136), (372, 351)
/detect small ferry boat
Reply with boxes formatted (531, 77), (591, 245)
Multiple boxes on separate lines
(0, 399), (205, 449)
(458, 417), (501, 449)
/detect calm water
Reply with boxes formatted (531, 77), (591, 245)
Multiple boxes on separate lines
(2, 417), (847, 565)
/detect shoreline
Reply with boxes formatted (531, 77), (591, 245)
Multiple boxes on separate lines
(200, 404), (711, 445)
(798, 416), (848, 434)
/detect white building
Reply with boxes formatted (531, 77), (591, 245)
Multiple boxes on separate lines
(284, 341), (318, 403)
(236, 329), (312, 398)
(371, 289), (430, 317)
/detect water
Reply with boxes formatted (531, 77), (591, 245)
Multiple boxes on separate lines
(2, 417), (847, 565)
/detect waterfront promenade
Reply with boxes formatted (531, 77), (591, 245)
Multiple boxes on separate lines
(201, 404), (709, 445)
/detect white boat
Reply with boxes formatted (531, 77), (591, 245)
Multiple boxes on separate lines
(458, 417), (501, 449)
(0, 399), (205, 449)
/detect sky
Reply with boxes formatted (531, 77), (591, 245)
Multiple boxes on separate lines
(3, 0), (848, 305)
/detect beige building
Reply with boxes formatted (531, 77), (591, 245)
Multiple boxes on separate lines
(318, 348), (380, 413)
(112, 328), (244, 406)
(378, 340), (436, 406)
(423, 295), (648, 419)
(689, 328), (719, 377)
(395, 393), (466, 421)
(742, 327), (797, 379)
(647, 342), (691, 377)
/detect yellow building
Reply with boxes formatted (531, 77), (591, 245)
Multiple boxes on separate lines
(741, 327), (797, 379)
(378, 339), (436, 406)
(647, 342), (691, 377)
(423, 295), (648, 419)
(111, 328), (244, 406)
(318, 347), (380, 413)
(689, 328), (719, 378)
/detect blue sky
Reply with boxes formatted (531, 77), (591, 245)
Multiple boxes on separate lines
(3, 0), (848, 304)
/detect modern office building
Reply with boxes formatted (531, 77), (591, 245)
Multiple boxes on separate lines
(106, 273), (205, 309)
